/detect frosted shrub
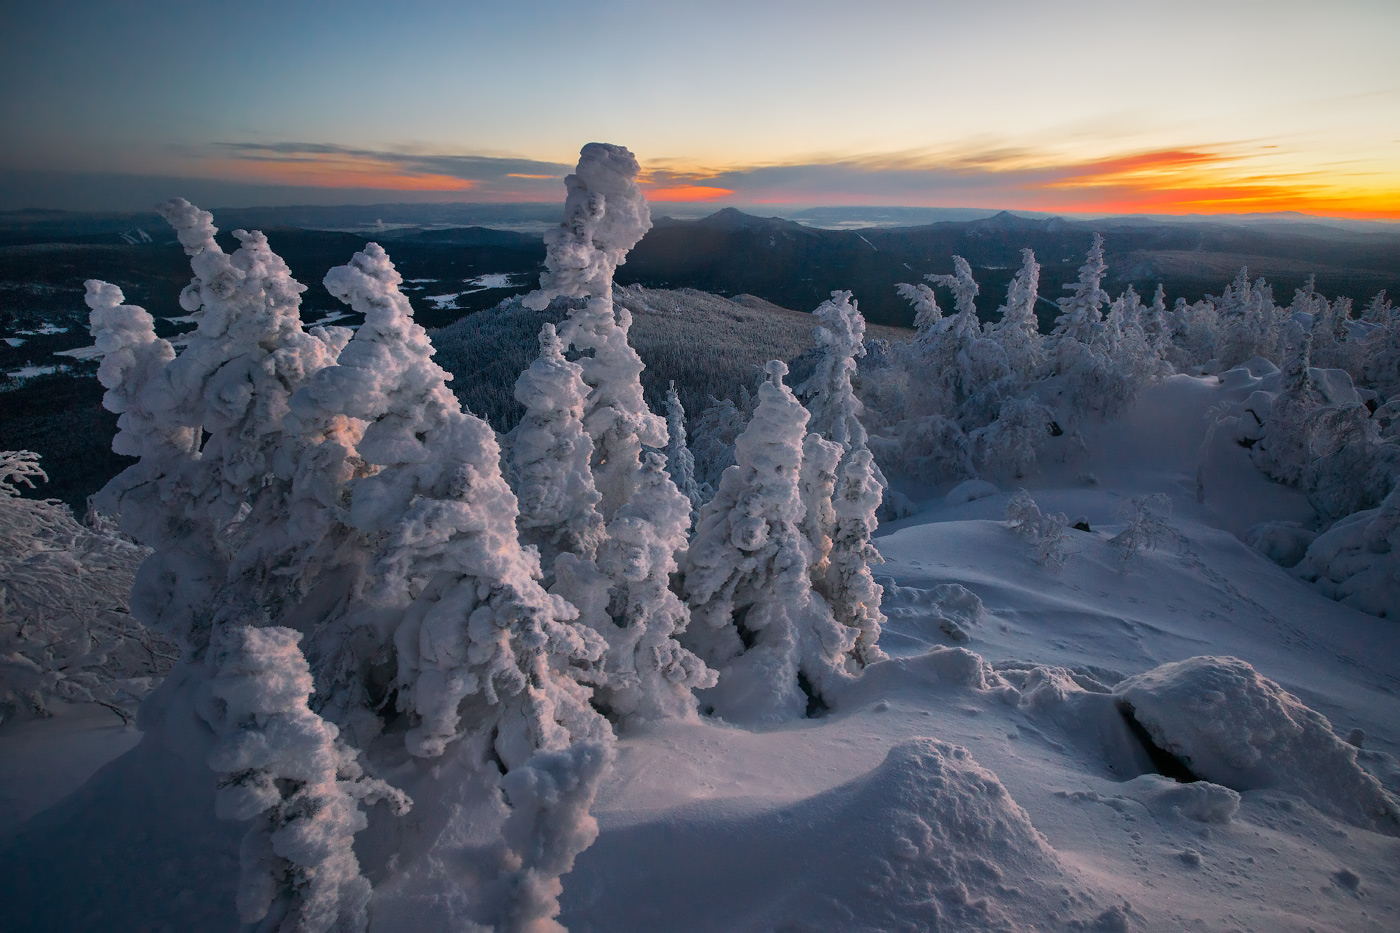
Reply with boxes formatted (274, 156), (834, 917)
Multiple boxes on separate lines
(202, 624), (408, 933)
(971, 396), (1053, 479)
(1110, 494), (1173, 563)
(1005, 489), (1070, 571)
(0, 452), (172, 723)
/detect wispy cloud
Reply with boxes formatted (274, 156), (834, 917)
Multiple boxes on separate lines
(130, 140), (1400, 219)
(644, 145), (1400, 219)
(207, 142), (571, 197)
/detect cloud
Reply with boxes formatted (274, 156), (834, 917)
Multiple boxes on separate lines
(208, 142), (571, 197)
(645, 146), (1400, 219)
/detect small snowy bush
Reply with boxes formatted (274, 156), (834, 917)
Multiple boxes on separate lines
(1005, 489), (1071, 571)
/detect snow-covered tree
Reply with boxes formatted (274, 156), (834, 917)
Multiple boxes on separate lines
(824, 448), (887, 667)
(562, 452), (717, 725)
(1252, 331), (1323, 486)
(310, 241), (617, 927)
(969, 395), (1054, 479)
(691, 395), (748, 491)
(504, 322), (607, 568)
(524, 143), (667, 520)
(663, 382), (707, 516)
(1006, 489), (1070, 571)
(798, 432), (843, 585)
(1051, 233), (1110, 353)
(989, 248), (1044, 379)
(684, 361), (856, 721)
(202, 623), (409, 933)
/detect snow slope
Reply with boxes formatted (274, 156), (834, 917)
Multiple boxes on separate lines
(3, 375), (1398, 932)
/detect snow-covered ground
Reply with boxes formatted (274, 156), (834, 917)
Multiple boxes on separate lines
(3, 373), (1396, 932)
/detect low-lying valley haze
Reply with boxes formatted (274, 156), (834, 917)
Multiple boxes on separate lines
(2, 3), (1399, 932)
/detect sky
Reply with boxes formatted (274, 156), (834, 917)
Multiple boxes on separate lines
(1, 0), (1397, 218)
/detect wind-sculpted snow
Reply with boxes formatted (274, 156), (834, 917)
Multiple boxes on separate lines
(1295, 486), (1400, 618)
(1115, 656), (1400, 836)
(566, 452), (717, 724)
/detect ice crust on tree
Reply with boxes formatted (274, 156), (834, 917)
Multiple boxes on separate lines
(505, 322), (606, 567)
(1115, 656), (1400, 836)
(522, 142), (652, 311)
(201, 624), (409, 933)
(683, 361), (857, 720)
(525, 143), (669, 521)
(663, 383), (707, 517)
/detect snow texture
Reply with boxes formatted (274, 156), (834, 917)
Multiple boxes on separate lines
(1115, 656), (1400, 835)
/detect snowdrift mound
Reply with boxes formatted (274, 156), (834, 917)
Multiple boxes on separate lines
(563, 737), (1108, 932)
(1114, 656), (1400, 835)
(1295, 486), (1399, 618)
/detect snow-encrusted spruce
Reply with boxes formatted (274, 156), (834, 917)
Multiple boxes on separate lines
(125, 201), (349, 647)
(989, 248), (1044, 378)
(664, 382), (707, 517)
(523, 143), (667, 520)
(307, 242), (610, 761)
(798, 432), (843, 585)
(825, 448), (888, 667)
(802, 290), (876, 455)
(151, 198), (347, 533)
(201, 623), (409, 933)
(504, 321), (607, 568)
(1051, 233), (1110, 354)
(85, 281), (196, 464)
(683, 361), (856, 721)
(568, 452), (717, 724)
(311, 241), (617, 928)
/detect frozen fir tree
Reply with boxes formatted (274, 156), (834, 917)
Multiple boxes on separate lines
(202, 624), (409, 933)
(1252, 331), (1323, 486)
(1052, 233), (1110, 353)
(798, 432), (843, 586)
(664, 382), (708, 516)
(504, 322), (607, 568)
(313, 241), (617, 927)
(802, 290), (875, 454)
(303, 242), (610, 762)
(683, 361), (856, 721)
(823, 448), (888, 667)
(989, 248), (1044, 379)
(524, 143), (668, 520)
(560, 453), (717, 725)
